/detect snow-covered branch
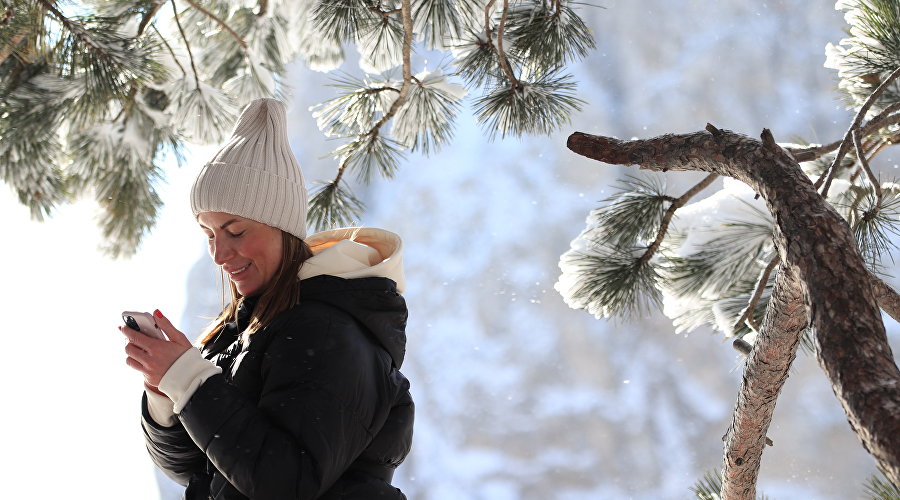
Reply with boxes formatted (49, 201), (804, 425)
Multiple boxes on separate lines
(567, 125), (900, 492)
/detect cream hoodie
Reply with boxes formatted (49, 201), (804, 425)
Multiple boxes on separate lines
(145, 227), (405, 427)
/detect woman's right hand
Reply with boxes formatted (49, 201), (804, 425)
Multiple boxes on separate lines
(121, 309), (194, 389)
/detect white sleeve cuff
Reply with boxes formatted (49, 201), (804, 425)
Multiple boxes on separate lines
(145, 389), (178, 427)
(158, 348), (222, 414)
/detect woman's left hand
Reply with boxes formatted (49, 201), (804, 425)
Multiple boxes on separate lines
(121, 310), (194, 389)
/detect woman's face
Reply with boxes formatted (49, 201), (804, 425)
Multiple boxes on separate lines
(198, 212), (284, 297)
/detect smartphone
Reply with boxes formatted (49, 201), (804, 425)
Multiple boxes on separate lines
(122, 311), (167, 340)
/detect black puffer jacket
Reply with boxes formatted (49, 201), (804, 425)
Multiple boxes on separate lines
(141, 275), (414, 499)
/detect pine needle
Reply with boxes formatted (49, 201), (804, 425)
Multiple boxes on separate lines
(332, 132), (406, 183)
(307, 180), (365, 231)
(506, 0), (596, 73)
(474, 70), (584, 138)
(557, 237), (662, 319)
(592, 174), (671, 245)
(862, 468), (900, 500)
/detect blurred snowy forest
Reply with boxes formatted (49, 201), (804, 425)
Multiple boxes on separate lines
(165, 1), (899, 499)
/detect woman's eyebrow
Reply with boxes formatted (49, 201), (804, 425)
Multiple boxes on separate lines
(198, 218), (239, 230)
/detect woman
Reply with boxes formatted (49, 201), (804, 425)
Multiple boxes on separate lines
(120, 98), (414, 499)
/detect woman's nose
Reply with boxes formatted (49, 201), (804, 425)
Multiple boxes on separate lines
(210, 238), (234, 266)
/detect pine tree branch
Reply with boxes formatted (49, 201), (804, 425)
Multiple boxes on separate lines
(366, 85), (402, 95)
(851, 102), (900, 141)
(170, 0), (200, 87)
(370, 0), (412, 130)
(326, 0), (413, 187)
(152, 24), (185, 76)
(868, 137), (892, 162)
(136, 0), (164, 37)
(787, 104), (900, 162)
(819, 65), (900, 196)
(495, 0), (520, 88)
(722, 266), (807, 500)
(636, 173), (718, 267)
(567, 125), (900, 489)
(37, 0), (114, 62)
(0, 30), (26, 64)
(181, 0), (248, 50)
(853, 128), (883, 221)
(484, 0), (496, 44)
(368, 3), (401, 16)
(732, 254), (780, 333)
(869, 271), (900, 324)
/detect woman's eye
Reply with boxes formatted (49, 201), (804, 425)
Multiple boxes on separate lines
(229, 231), (245, 238)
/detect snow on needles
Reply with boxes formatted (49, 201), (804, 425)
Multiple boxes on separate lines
(555, 159), (873, 338)
(556, 176), (773, 333)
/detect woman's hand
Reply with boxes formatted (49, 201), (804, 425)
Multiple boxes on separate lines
(121, 310), (194, 390)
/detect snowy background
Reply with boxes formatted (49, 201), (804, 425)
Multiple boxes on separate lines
(3, 1), (899, 498)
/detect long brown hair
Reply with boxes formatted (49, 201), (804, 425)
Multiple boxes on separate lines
(199, 231), (314, 345)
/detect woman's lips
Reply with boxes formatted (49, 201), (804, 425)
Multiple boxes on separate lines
(227, 264), (250, 279)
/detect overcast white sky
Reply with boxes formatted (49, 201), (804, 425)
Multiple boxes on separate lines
(0, 145), (217, 497)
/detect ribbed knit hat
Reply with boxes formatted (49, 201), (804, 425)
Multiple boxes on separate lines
(190, 98), (308, 239)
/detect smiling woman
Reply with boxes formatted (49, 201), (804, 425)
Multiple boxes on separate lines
(119, 98), (415, 500)
(198, 213), (285, 297)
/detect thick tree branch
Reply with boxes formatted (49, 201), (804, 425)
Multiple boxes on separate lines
(723, 266), (807, 499)
(567, 127), (900, 494)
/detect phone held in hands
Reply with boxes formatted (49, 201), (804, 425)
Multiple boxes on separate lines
(122, 311), (167, 340)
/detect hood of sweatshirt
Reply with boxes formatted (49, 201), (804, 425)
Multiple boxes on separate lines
(297, 227), (407, 367)
(299, 227), (405, 293)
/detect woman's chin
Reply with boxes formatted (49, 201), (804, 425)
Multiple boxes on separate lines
(234, 281), (261, 297)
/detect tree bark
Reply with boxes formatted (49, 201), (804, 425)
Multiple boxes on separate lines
(870, 271), (900, 324)
(567, 126), (900, 494)
(722, 267), (806, 499)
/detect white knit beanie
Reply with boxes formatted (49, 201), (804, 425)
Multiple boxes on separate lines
(190, 98), (308, 239)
